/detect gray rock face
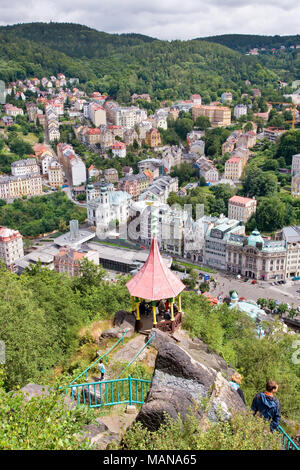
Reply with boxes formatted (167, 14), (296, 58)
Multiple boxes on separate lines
(100, 328), (121, 339)
(18, 383), (76, 409)
(136, 329), (246, 430)
(100, 311), (136, 341)
(75, 423), (119, 450)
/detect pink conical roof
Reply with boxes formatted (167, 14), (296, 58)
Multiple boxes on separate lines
(126, 237), (185, 301)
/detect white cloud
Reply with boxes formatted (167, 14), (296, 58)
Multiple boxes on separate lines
(0, 0), (299, 39)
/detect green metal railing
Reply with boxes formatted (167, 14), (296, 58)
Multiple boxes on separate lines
(68, 328), (129, 386)
(64, 376), (151, 408)
(278, 425), (299, 450)
(117, 333), (156, 378)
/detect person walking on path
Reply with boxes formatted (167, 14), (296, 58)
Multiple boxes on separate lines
(251, 380), (281, 432)
(98, 360), (106, 381)
(229, 372), (246, 404)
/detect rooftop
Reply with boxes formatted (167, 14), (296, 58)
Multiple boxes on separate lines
(126, 237), (185, 301)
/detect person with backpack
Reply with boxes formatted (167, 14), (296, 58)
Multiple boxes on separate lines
(98, 360), (106, 381)
(251, 380), (281, 432)
(229, 372), (246, 404)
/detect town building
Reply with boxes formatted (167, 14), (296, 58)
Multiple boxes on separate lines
(221, 92), (233, 104)
(138, 176), (179, 204)
(11, 158), (40, 177)
(129, 200), (186, 256)
(0, 226), (24, 270)
(89, 103), (107, 127)
(204, 217), (245, 270)
(282, 226), (300, 279)
(234, 104), (248, 119)
(192, 104), (231, 127)
(112, 141), (127, 158)
(118, 173), (150, 200)
(137, 159), (163, 179)
(104, 168), (119, 184)
(145, 128), (162, 148)
(226, 229), (286, 280)
(48, 160), (64, 188)
(263, 127), (285, 142)
(131, 93), (151, 103)
(54, 245), (99, 276)
(292, 154), (300, 176)
(292, 174), (300, 197)
(57, 143), (86, 187)
(195, 156), (219, 183)
(0, 174), (43, 200)
(228, 196), (257, 223)
(87, 180), (132, 231)
(224, 157), (243, 181)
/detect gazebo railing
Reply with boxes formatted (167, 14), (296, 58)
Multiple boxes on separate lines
(156, 311), (182, 333)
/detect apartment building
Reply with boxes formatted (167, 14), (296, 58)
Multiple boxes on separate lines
(104, 168), (119, 184)
(234, 104), (248, 119)
(0, 226), (24, 270)
(57, 143), (86, 187)
(138, 176), (178, 204)
(11, 158), (40, 177)
(0, 174), (43, 200)
(112, 141), (126, 158)
(145, 128), (161, 148)
(192, 104), (231, 127)
(48, 160), (64, 188)
(221, 92), (233, 104)
(228, 196), (257, 223)
(54, 245), (99, 276)
(89, 102), (107, 127)
(204, 217), (245, 270)
(224, 157), (243, 181)
(282, 226), (300, 279)
(118, 174), (149, 200)
(263, 127), (285, 142)
(292, 154), (300, 176)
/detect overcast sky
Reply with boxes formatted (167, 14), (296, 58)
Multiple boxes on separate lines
(0, 0), (299, 40)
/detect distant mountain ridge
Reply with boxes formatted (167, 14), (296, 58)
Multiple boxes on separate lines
(0, 22), (281, 102)
(197, 34), (300, 52)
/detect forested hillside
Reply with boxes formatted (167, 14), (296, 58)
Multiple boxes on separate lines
(0, 22), (279, 102)
(199, 34), (300, 53)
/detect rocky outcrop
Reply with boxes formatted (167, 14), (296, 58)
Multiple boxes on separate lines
(18, 383), (76, 409)
(74, 420), (119, 450)
(100, 311), (136, 340)
(136, 330), (246, 431)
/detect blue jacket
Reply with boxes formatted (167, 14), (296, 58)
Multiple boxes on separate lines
(251, 392), (281, 432)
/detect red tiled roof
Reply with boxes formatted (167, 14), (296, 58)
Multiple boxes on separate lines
(229, 195), (255, 206)
(126, 237), (185, 301)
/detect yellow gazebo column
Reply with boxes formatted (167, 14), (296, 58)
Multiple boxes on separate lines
(135, 297), (141, 332)
(170, 297), (175, 322)
(131, 296), (135, 313)
(152, 301), (157, 327)
(178, 294), (182, 313)
(135, 297), (140, 321)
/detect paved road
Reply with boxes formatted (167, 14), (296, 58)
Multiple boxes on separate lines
(208, 271), (300, 307)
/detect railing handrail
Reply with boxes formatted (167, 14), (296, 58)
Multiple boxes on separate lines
(278, 425), (300, 450)
(68, 328), (129, 386)
(65, 376), (151, 390)
(117, 333), (155, 378)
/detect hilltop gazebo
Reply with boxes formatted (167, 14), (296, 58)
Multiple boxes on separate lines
(126, 237), (185, 332)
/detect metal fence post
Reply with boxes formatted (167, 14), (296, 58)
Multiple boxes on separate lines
(129, 375), (132, 405)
